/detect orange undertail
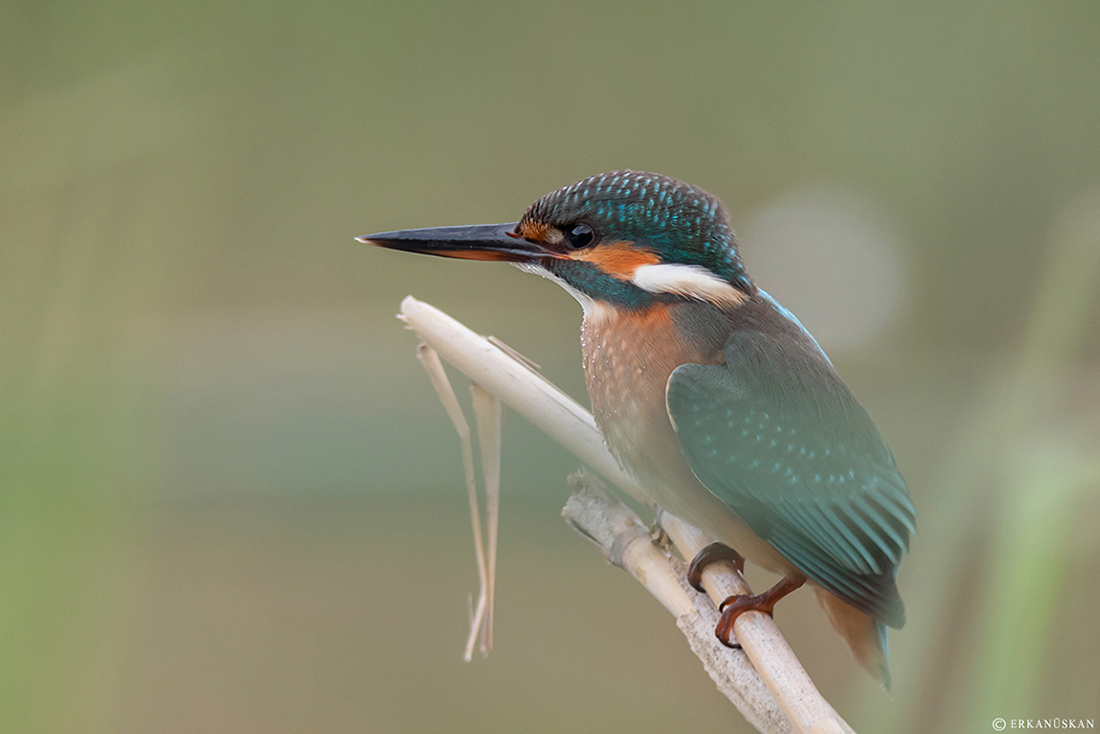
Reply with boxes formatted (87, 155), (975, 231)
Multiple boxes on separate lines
(813, 587), (893, 692)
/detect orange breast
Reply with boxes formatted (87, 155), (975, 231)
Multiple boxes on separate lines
(581, 304), (719, 507)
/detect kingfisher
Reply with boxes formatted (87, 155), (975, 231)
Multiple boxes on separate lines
(359, 171), (915, 688)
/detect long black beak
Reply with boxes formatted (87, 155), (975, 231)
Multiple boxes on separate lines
(356, 222), (546, 263)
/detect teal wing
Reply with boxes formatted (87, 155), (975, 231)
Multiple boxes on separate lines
(667, 330), (915, 627)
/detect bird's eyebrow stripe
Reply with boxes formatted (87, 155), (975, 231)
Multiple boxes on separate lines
(570, 241), (660, 276)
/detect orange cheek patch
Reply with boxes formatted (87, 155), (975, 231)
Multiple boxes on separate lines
(573, 241), (660, 278)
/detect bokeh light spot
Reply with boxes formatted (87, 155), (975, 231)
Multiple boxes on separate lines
(740, 186), (910, 349)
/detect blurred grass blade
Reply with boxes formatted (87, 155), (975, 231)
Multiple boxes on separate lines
(967, 444), (1098, 730)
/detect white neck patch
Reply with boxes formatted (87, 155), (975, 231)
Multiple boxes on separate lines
(632, 263), (747, 307)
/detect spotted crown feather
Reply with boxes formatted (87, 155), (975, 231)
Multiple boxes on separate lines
(521, 170), (751, 288)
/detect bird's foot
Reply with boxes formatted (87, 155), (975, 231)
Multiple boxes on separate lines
(686, 542), (745, 593)
(714, 575), (806, 648)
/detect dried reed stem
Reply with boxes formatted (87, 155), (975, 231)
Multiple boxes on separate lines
(416, 344), (496, 660)
(563, 471), (795, 734)
(470, 383), (501, 653)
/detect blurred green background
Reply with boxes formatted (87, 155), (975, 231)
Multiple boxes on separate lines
(2, 1), (1099, 732)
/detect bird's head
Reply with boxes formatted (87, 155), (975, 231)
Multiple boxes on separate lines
(359, 170), (754, 312)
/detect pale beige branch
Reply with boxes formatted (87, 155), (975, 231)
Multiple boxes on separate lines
(660, 513), (854, 734)
(563, 471), (795, 734)
(400, 295), (855, 734)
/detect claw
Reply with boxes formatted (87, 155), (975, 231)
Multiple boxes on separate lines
(686, 542), (745, 593)
(719, 637), (743, 650)
(714, 575), (805, 646)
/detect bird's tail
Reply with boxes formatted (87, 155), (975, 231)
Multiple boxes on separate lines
(813, 587), (893, 691)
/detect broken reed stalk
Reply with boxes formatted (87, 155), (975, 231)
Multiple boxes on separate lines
(416, 344), (501, 660)
(470, 384), (502, 652)
(399, 295), (855, 734)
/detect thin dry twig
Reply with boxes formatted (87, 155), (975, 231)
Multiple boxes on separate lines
(470, 383), (502, 653)
(400, 295), (855, 734)
(416, 343), (498, 661)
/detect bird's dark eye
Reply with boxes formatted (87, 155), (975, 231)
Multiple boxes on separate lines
(565, 223), (595, 249)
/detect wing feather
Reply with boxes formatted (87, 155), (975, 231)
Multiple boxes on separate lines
(667, 330), (914, 627)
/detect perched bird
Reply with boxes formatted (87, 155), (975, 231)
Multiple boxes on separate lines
(359, 171), (915, 688)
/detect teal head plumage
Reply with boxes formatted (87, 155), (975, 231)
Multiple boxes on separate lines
(518, 170), (752, 288)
